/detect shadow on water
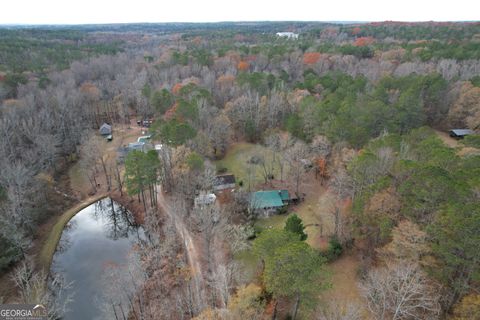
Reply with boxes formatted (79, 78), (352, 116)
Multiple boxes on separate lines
(51, 198), (145, 320)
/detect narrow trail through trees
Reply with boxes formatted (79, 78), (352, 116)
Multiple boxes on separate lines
(156, 187), (205, 309)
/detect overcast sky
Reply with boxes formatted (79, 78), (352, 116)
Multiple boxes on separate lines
(1, 0), (477, 25)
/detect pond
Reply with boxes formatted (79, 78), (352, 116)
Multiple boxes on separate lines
(50, 197), (144, 320)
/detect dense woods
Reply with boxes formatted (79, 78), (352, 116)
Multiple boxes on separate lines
(0, 21), (479, 319)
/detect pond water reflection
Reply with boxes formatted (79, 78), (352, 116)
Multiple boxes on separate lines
(51, 198), (144, 320)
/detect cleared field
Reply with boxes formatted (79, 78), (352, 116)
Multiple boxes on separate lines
(254, 189), (337, 250)
(68, 121), (144, 198)
(216, 142), (287, 188)
(318, 253), (366, 317)
(221, 142), (366, 316)
(434, 129), (480, 156)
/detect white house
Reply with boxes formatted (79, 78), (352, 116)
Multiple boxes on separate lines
(276, 32), (299, 39)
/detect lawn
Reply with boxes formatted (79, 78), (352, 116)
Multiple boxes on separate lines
(252, 189), (336, 250)
(254, 213), (289, 230)
(216, 142), (286, 189)
(234, 249), (260, 283)
(293, 191), (337, 250)
(68, 161), (90, 197)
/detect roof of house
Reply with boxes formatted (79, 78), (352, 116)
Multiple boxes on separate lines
(127, 142), (145, 151)
(279, 190), (290, 202)
(99, 123), (112, 134)
(215, 174), (236, 186)
(250, 191), (285, 209)
(450, 129), (474, 136)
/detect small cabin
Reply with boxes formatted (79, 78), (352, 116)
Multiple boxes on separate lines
(99, 123), (112, 136)
(449, 129), (474, 139)
(250, 190), (292, 216)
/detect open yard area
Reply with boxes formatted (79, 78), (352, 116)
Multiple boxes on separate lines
(434, 129), (480, 157)
(318, 253), (367, 316)
(216, 142), (287, 189)
(250, 181), (367, 316)
(254, 183), (338, 250)
(68, 119), (145, 198)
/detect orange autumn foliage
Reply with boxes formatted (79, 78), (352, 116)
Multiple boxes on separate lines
(353, 36), (375, 47)
(80, 82), (100, 95)
(315, 157), (328, 180)
(192, 36), (202, 46)
(303, 52), (321, 64)
(341, 198), (353, 211)
(172, 83), (183, 95)
(352, 27), (362, 35)
(237, 61), (250, 71)
(163, 103), (178, 121)
(216, 74), (236, 86)
(2, 99), (21, 107)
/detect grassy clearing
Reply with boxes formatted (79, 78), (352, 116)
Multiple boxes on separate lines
(318, 253), (366, 315)
(293, 191), (337, 250)
(216, 142), (285, 188)
(434, 129), (480, 157)
(38, 194), (107, 272)
(234, 250), (260, 283)
(68, 161), (90, 197)
(253, 190), (336, 250)
(254, 213), (289, 230)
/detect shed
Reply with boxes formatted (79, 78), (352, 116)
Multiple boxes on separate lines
(194, 193), (217, 207)
(214, 174), (236, 191)
(99, 123), (112, 136)
(449, 129), (474, 139)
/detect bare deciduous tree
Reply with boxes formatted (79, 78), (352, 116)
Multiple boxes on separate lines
(316, 301), (362, 320)
(359, 263), (441, 320)
(284, 140), (309, 196)
(11, 258), (73, 320)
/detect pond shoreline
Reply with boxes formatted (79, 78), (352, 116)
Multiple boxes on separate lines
(38, 193), (108, 272)
(38, 191), (144, 273)
(48, 196), (145, 320)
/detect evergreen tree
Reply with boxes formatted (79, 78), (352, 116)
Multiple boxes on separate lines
(284, 214), (308, 241)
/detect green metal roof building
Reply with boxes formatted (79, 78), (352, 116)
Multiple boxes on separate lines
(250, 190), (290, 210)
